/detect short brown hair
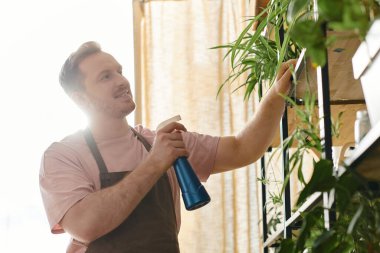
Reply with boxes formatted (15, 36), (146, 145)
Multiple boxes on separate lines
(59, 41), (102, 94)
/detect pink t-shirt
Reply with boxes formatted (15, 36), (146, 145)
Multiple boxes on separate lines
(39, 125), (219, 252)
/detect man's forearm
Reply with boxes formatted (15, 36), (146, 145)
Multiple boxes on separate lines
(212, 87), (286, 173)
(235, 60), (296, 163)
(61, 159), (163, 244)
(213, 60), (295, 173)
(235, 87), (286, 163)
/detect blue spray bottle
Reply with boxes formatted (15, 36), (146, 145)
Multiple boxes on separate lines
(173, 157), (211, 210)
(158, 115), (211, 210)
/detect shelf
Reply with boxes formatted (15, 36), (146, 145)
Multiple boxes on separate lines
(265, 122), (380, 248)
(263, 192), (322, 248)
(271, 32), (367, 147)
(277, 103), (367, 146)
(345, 121), (380, 181)
(294, 31), (365, 103)
(272, 103), (367, 147)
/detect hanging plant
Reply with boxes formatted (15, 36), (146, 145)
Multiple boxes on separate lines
(212, 0), (300, 100)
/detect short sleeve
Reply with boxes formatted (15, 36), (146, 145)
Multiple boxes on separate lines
(39, 143), (95, 233)
(182, 132), (220, 182)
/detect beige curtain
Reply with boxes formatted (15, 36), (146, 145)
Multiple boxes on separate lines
(133, 1), (263, 252)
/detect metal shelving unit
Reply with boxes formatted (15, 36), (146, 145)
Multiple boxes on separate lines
(261, 51), (333, 251)
(262, 192), (322, 249)
(345, 122), (380, 182)
(260, 17), (369, 253)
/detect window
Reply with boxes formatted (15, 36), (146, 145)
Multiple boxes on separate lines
(0, 1), (134, 251)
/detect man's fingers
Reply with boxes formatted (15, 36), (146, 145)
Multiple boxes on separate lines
(276, 59), (298, 81)
(279, 67), (292, 83)
(158, 121), (187, 134)
(171, 140), (187, 149)
(168, 132), (184, 141)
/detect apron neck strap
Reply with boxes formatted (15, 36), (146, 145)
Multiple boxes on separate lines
(83, 128), (109, 174)
(129, 128), (151, 152)
(83, 127), (152, 174)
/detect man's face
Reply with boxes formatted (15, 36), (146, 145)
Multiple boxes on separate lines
(78, 51), (135, 119)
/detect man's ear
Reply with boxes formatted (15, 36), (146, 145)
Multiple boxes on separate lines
(70, 91), (89, 109)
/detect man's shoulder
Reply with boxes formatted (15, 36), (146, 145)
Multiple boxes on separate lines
(44, 130), (86, 155)
(40, 130), (88, 177)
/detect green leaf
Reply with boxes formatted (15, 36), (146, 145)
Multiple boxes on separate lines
(307, 47), (326, 66)
(347, 203), (364, 234)
(312, 230), (338, 253)
(297, 158), (306, 185)
(322, 0), (372, 39)
(290, 20), (327, 66)
(335, 171), (359, 211)
(318, 0), (344, 21)
(230, 19), (256, 67)
(276, 238), (295, 253)
(297, 159), (335, 205)
(287, 0), (310, 23)
(296, 207), (324, 251)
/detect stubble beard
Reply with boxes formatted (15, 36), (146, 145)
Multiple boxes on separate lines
(90, 97), (136, 119)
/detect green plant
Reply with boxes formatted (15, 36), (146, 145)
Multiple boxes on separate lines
(277, 1), (380, 251)
(214, 0), (380, 252)
(214, 0), (380, 99)
(277, 167), (380, 253)
(212, 0), (300, 100)
(264, 90), (380, 253)
(288, 0), (380, 66)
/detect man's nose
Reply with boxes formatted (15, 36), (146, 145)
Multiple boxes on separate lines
(115, 74), (129, 87)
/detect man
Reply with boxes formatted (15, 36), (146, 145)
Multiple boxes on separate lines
(39, 41), (296, 253)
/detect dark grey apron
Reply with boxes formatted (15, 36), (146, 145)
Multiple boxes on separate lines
(83, 128), (180, 253)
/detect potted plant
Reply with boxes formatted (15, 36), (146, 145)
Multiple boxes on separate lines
(214, 0), (380, 252)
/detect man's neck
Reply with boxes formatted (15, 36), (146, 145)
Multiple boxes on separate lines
(88, 117), (131, 140)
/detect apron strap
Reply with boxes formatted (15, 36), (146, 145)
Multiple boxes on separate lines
(83, 128), (109, 174)
(83, 127), (152, 174)
(129, 128), (152, 152)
